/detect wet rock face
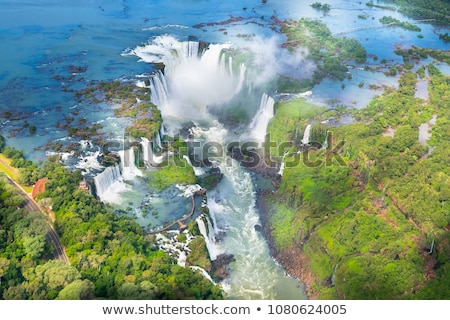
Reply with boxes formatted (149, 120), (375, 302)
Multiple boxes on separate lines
(211, 253), (235, 282)
(228, 146), (281, 185)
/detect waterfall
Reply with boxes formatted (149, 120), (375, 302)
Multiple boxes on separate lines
(180, 41), (200, 61)
(160, 123), (167, 136)
(302, 124), (312, 145)
(132, 35), (246, 122)
(155, 231), (195, 267)
(278, 151), (290, 176)
(140, 137), (163, 167)
(200, 42), (232, 71)
(235, 63), (247, 95)
(94, 163), (122, 199)
(322, 130), (329, 149)
(149, 70), (169, 110)
(153, 130), (163, 150)
(183, 155), (205, 176)
(196, 214), (221, 260)
(190, 266), (216, 285)
(118, 148), (142, 180)
(246, 93), (275, 143)
(140, 137), (151, 167)
(94, 148), (144, 203)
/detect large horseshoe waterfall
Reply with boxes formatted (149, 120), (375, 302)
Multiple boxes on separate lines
(130, 35), (306, 299)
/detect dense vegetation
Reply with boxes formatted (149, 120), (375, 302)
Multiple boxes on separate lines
(310, 2), (331, 11)
(386, 0), (450, 24)
(0, 145), (222, 300)
(438, 32), (450, 43)
(266, 61), (450, 299)
(379, 16), (422, 32)
(280, 18), (366, 84)
(366, 1), (396, 11)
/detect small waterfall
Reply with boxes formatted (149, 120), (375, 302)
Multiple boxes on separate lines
(222, 54), (246, 95)
(118, 148), (142, 180)
(149, 70), (169, 109)
(322, 130), (329, 149)
(94, 163), (121, 199)
(140, 137), (151, 167)
(302, 124), (312, 145)
(196, 214), (221, 261)
(246, 93), (275, 143)
(190, 266), (216, 285)
(140, 137), (163, 167)
(235, 63), (247, 95)
(207, 200), (221, 235)
(153, 130), (163, 150)
(160, 123), (167, 136)
(183, 155), (205, 176)
(278, 151), (290, 176)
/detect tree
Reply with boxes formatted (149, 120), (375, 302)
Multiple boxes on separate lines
(23, 235), (47, 259)
(57, 279), (95, 300)
(0, 257), (10, 286)
(24, 261), (81, 299)
(28, 125), (37, 135)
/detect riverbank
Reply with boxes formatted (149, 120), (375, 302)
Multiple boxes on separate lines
(256, 189), (319, 300)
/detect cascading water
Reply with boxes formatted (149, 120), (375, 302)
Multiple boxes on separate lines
(74, 149), (103, 174)
(153, 130), (163, 151)
(196, 214), (222, 261)
(278, 151), (290, 176)
(322, 130), (329, 149)
(119, 148), (143, 180)
(149, 71), (169, 110)
(93, 147), (145, 204)
(94, 163), (122, 200)
(140, 137), (163, 167)
(130, 35), (307, 300)
(302, 124), (312, 145)
(190, 266), (216, 285)
(245, 93), (275, 143)
(133, 35), (246, 123)
(210, 162), (305, 299)
(182, 155), (205, 176)
(140, 137), (151, 167)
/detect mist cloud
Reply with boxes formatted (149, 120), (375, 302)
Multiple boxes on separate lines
(243, 35), (316, 85)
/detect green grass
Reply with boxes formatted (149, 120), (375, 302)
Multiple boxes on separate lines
(267, 98), (326, 157)
(0, 153), (33, 193)
(148, 159), (197, 192)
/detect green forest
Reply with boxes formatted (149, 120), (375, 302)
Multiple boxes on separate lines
(264, 18), (450, 297)
(0, 151), (222, 299)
